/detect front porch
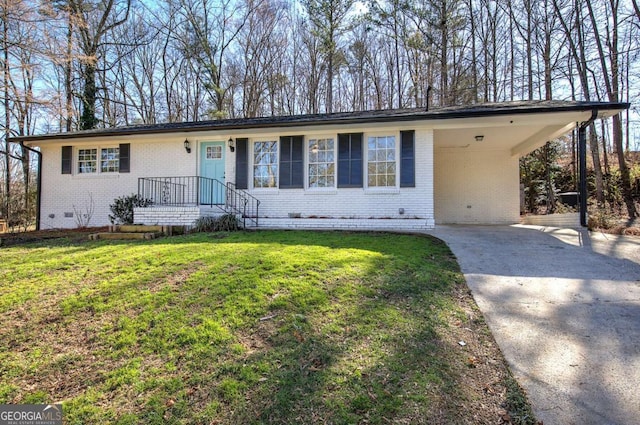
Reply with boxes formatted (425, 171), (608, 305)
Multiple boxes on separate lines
(133, 176), (259, 228)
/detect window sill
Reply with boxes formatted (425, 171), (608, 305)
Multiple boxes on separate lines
(305, 189), (338, 195)
(250, 188), (279, 195)
(364, 188), (400, 195)
(72, 174), (120, 179)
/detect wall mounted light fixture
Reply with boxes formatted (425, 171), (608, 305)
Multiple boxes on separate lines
(228, 137), (235, 152)
(474, 135), (484, 142)
(183, 139), (191, 153)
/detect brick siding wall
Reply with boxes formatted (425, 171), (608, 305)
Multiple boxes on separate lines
(39, 128), (436, 229)
(39, 138), (194, 229)
(434, 148), (520, 224)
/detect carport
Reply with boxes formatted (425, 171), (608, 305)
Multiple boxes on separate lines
(431, 103), (625, 225)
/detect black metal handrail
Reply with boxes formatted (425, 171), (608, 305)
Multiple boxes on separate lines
(226, 182), (260, 227)
(137, 176), (260, 227)
(137, 176), (223, 206)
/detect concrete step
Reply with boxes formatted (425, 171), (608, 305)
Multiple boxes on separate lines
(89, 232), (159, 241)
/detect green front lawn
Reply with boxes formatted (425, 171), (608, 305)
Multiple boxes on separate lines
(0, 231), (534, 424)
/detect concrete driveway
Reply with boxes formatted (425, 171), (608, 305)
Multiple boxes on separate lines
(430, 225), (640, 425)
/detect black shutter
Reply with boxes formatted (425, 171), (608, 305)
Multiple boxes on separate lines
(400, 130), (415, 187)
(279, 135), (304, 188)
(235, 138), (249, 189)
(61, 146), (72, 174)
(337, 133), (363, 188)
(119, 143), (130, 173)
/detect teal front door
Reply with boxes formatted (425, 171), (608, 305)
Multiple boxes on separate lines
(200, 142), (226, 204)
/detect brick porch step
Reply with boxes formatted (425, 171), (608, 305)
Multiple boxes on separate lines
(88, 224), (172, 240)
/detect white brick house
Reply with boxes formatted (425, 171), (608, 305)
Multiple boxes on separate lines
(13, 101), (627, 230)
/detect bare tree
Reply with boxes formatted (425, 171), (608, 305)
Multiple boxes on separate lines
(236, 0), (287, 117)
(171, 0), (259, 119)
(1, 0), (42, 224)
(65, 0), (131, 130)
(369, 0), (412, 108)
(1, 0), (11, 219)
(301, 0), (353, 113)
(585, 0), (637, 217)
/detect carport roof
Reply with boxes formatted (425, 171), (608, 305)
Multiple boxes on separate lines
(10, 100), (629, 144)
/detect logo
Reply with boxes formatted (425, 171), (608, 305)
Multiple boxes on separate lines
(0, 404), (63, 425)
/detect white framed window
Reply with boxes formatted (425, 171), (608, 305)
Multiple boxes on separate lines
(308, 137), (335, 188)
(253, 140), (278, 188)
(78, 147), (119, 174)
(367, 135), (396, 187)
(78, 148), (97, 174)
(206, 145), (223, 159)
(101, 147), (120, 172)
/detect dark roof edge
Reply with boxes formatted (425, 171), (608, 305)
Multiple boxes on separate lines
(9, 101), (630, 143)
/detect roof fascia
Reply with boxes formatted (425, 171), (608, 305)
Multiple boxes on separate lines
(13, 102), (629, 146)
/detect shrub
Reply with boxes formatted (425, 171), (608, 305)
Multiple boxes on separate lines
(587, 208), (619, 230)
(192, 216), (218, 232)
(73, 192), (95, 228)
(109, 194), (153, 225)
(217, 213), (240, 231)
(554, 202), (576, 214)
(192, 213), (240, 232)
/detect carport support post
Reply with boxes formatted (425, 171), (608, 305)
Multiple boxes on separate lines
(579, 110), (598, 227)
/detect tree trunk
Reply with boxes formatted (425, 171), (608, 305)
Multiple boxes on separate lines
(509, 9), (514, 100)
(19, 141), (29, 216)
(440, 1), (448, 105)
(632, 0), (640, 22)
(468, 0), (477, 102)
(571, 129), (577, 189)
(65, 12), (73, 131)
(613, 113), (637, 217)
(525, 0), (533, 100)
(543, 20), (552, 100)
(80, 61), (97, 130)
(393, 10), (402, 108)
(545, 143), (556, 213)
(490, 5), (498, 102)
(2, 3), (10, 219)
(589, 123), (605, 206)
(600, 120), (609, 175)
(327, 45), (333, 113)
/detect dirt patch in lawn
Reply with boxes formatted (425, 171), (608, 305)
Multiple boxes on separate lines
(0, 227), (108, 246)
(440, 283), (536, 424)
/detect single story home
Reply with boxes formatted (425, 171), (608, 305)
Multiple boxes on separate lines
(11, 100), (628, 231)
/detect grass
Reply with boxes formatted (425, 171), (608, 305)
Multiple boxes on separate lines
(0, 230), (536, 424)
